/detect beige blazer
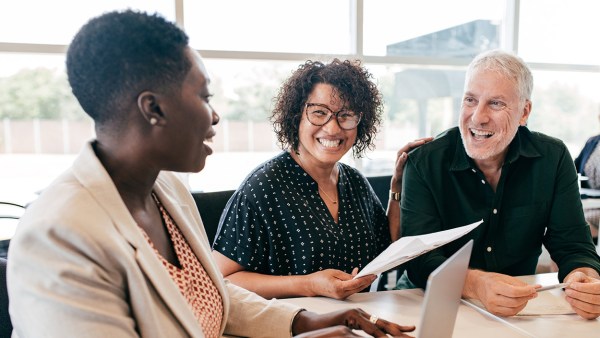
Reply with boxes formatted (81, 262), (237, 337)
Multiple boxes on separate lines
(7, 143), (300, 338)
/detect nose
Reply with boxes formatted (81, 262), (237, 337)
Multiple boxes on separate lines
(470, 102), (489, 125)
(321, 113), (343, 133)
(210, 104), (220, 126)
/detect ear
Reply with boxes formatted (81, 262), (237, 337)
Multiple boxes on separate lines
(519, 99), (532, 126)
(137, 91), (166, 126)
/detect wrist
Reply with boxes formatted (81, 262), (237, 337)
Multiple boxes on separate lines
(303, 273), (317, 297)
(389, 190), (401, 201)
(463, 269), (483, 299)
(291, 309), (307, 336)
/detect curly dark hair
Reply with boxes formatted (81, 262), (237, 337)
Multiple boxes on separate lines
(66, 10), (190, 125)
(270, 59), (383, 158)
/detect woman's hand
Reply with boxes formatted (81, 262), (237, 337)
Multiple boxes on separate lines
(387, 137), (433, 241)
(293, 309), (416, 337)
(306, 268), (376, 299)
(391, 137), (433, 192)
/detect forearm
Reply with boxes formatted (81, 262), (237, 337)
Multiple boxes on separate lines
(387, 200), (401, 241)
(225, 270), (314, 299)
(387, 176), (401, 241)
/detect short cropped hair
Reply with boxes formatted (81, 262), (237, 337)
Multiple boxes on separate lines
(66, 10), (190, 124)
(466, 49), (533, 102)
(271, 59), (383, 158)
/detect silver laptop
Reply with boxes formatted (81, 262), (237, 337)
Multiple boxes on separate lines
(417, 239), (473, 338)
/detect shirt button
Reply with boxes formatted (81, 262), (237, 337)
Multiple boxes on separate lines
(486, 246), (492, 252)
(471, 168), (476, 173)
(481, 179), (486, 184)
(493, 209), (498, 214)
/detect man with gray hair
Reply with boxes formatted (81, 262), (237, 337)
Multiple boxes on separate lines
(401, 49), (600, 319)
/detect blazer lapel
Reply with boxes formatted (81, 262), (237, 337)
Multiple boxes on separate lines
(71, 143), (204, 338)
(153, 175), (231, 333)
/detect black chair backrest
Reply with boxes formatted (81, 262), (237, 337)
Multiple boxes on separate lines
(0, 257), (11, 338)
(0, 202), (26, 259)
(365, 175), (392, 207)
(191, 190), (235, 244)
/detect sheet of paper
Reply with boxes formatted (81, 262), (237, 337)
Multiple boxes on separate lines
(354, 219), (482, 279)
(466, 290), (575, 316)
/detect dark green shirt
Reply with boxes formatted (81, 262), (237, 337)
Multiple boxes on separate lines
(402, 126), (600, 288)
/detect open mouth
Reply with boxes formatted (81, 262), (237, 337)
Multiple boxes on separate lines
(318, 138), (342, 148)
(470, 128), (493, 140)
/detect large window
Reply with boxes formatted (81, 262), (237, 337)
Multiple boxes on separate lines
(1, 0), (599, 205)
(519, 0), (600, 65)
(363, 0), (506, 56)
(0, 0), (174, 44)
(184, 0), (352, 54)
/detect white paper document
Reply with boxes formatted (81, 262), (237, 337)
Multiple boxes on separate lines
(466, 291), (575, 316)
(354, 220), (482, 279)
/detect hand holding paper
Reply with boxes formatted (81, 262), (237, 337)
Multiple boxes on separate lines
(354, 220), (483, 279)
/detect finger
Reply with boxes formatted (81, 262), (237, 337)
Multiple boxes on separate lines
(564, 271), (590, 284)
(567, 279), (600, 294)
(340, 276), (376, 293)
(394, 153), (408, 174)
(351, 267), (359, 276)
(565, 287), (600, 307)
(329, 269), (354, 280)
(374, 317), (416, 336)
(403, 137), (434, 151)
(487, 302), (528, 317)
(357, 315), (415, 338)
(565, 295), (600, 319)
(495, 282), (537, 298)
(395, 152), (408, 164)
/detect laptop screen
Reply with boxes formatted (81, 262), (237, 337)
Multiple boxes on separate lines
(417, 239), (473, 338)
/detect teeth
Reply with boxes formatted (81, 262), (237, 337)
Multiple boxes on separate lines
(204, 137), (213, 143)
(470, 129), (493, 137)
(318, 138), (341, 148)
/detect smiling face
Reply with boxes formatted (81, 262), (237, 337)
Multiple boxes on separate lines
(459, 68), (531, 167)
(297, 83), (357, 167)
(158, 48), (219, 173)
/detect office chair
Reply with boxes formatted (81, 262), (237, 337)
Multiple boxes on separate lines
(191, 190), (235, 245)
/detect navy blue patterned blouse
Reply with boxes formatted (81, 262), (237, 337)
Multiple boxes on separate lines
(212, 152), (390, 276)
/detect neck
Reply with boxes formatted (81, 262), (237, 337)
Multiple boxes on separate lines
(291, 150), (338, 186)
(473, 156), (504, 192)
(93, 138), (159, 209)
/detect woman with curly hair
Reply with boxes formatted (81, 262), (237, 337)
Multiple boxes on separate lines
(213, 59), (431, 300)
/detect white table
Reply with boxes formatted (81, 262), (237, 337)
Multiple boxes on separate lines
(281, 273), (600, 338)
(283, 289), (527, 337)
(499, 273), (600, 338)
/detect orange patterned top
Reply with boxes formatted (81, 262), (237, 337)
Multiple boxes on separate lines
(142, 193), (224, 338)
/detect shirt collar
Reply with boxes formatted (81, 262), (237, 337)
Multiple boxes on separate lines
(450, 126), (542, 172)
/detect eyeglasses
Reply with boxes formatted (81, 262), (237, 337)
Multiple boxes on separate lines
(304, 103), (362, 130)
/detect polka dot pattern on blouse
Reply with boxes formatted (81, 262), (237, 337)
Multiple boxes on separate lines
(213, 152), (390, 276)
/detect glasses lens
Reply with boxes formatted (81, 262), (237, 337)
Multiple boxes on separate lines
(306, 105), (331, 126)
(337, 111), (360, 129)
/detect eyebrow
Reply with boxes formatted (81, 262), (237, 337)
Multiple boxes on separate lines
(463, 92), (508, 101)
